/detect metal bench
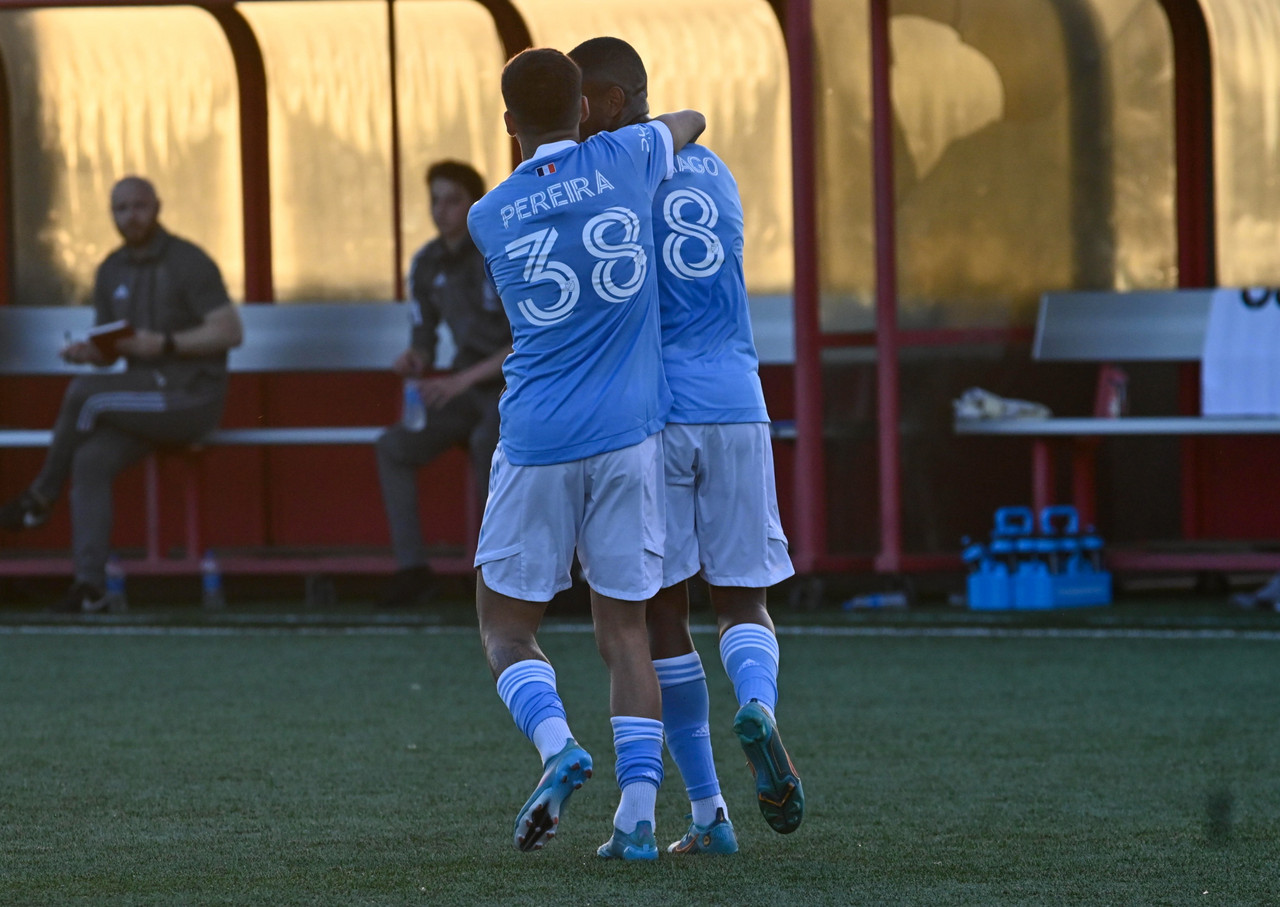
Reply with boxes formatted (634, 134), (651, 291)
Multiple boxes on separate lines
(0, 302), (476, 579)
(955, 288), (1280, 571)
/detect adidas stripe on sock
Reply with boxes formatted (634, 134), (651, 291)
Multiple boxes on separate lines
(654, 652), (726, 825)
(611, 715), (663, 832)
(719, 623), (780, 712)
(496, 659), (572, 762)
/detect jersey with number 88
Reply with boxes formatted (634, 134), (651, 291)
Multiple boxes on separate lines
(652, 142), (769, 426)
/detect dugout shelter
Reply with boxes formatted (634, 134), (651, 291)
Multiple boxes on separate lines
(1, 0), (1278, 588)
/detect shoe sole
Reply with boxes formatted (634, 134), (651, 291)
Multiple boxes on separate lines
(513, 748), (592, 852)
(734, 703), (804, 834)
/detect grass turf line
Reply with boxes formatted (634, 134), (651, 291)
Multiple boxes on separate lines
(1, 626), (1277, 905)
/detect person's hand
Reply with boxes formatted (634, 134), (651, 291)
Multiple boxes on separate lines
(60, 340), (106, 366)
(115, 329), (165, 360)
(392, 348), (426, 377)
(419, 372), (471, 407)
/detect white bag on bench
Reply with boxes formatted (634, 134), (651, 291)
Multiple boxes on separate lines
(1202, 287), (1280, 416)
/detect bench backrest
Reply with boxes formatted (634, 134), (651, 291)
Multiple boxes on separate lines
(1033, 289), (1216, 362)
(0, 302), (455, 375)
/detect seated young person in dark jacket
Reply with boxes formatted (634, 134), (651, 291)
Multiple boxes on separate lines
(376, 160), (511, 607)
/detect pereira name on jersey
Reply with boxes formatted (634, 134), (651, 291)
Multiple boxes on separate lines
(653, 143), (768, 425)
(468, 122), (675, 466)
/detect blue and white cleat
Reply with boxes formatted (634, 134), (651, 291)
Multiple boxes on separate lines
(666, 808), (739, 855)
(596, 820), (659, 861)
(513, 740), (593, 852)
(734, 700), (805, 834)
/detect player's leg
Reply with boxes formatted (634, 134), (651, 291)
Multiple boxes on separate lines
(697, 422), (803, 833)
(576, 435), (665, 861)
(590, 591), (663, 861)
(647, 424), (735, 852)
(477, 573), (590, 851)
(651, 596), (737, 853)
(474, 447), (589, 852)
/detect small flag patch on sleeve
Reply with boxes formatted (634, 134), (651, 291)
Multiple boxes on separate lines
(535, 162), (557, 177)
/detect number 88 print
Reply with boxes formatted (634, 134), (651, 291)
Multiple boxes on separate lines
(503, 192), (727, 326)
(661, 186), (725, 281)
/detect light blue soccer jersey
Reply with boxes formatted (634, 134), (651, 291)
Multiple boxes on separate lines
(652, 143), (768, 424)
(468, 123), (675, 465)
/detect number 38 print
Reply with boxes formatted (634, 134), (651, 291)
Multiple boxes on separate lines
(504, 206), (647, 326)
(502, 194), (726, 326)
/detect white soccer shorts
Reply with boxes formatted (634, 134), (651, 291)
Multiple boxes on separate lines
(475, 433), (665, 602)
(661, 421), (794, 588)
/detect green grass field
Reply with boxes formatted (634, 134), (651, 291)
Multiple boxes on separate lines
(2, 600), (1278, 906)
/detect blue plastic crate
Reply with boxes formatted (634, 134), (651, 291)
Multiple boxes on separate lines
(966, 505), (1111, 610)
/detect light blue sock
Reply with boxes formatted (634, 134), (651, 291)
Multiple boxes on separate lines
(719, 623), (780, 712)
(611, 715), (664, 832)
(496, 660), (573, 762)
(654, 652), (726, 826)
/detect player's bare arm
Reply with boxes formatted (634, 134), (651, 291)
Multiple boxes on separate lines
(654, 110), (706, 154)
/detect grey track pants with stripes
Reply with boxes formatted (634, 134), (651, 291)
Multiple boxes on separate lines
(31, 368), (226, 588)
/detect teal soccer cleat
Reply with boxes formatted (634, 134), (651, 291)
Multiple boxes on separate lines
(513, 740), (593, 852)
(596, 820), (659, 861)
(734, 700), (805, 834)
(666, 808), (739, 855)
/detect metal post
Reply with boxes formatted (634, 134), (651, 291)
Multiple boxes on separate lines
(785, 0), (824, 574)
(387, 0), (405, 301)
(869, 0), (902, 573)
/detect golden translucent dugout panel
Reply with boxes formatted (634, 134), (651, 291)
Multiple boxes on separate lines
(813, 0), (1176, 331)
(1201, 0), (1280, 286)
(512, 0), (795, 296)
(0, 9), (243, 305)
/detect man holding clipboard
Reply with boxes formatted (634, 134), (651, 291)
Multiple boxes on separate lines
(0, 176), (243, 612)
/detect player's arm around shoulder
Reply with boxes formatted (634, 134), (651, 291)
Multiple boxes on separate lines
(654, 110), (706, 155)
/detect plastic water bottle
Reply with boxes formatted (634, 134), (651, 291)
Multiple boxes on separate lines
(105, 554), (127, 612)
(201, 550), (225, 609)
(401, 381), (427, 431)
(842, 591), (909, 611)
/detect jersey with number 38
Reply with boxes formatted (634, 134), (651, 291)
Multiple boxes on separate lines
(653, 143), (768, 424)
(468, 123), (674, 466)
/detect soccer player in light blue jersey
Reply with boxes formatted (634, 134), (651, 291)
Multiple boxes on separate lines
(569, 37), (804, 853)
(466, 47), (705, 861)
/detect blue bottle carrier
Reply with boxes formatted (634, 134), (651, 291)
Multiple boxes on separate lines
(963, 505), (1111, 610)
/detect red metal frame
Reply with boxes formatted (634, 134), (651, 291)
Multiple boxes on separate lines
(0, 44), (10, 307)
(868, 0), (901, 574)
(208, 5), (273, 303)
(387, 0), (405, 301)
(784, 0), (823, 574)
(473, 0), (532, 167)
(1159, 0), (1215, 543)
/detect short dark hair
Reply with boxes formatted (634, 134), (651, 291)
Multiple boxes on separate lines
(501, 48), (582, 135)
(425, 160), (485, 202)
(567, 36), (647, 100)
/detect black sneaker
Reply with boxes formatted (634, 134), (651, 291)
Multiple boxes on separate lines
(0, 490), (51, 531)
(377, 565), (436, 608)
(49, 582), (109, 614)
